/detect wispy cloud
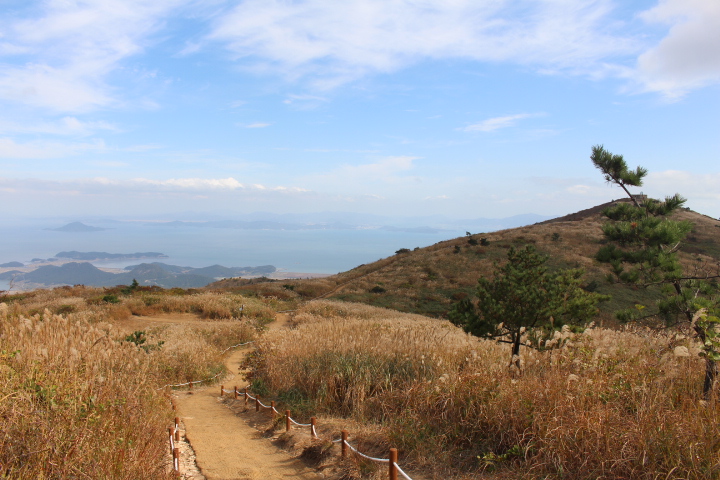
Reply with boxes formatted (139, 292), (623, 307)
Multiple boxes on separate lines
(208, 0), (639, 88)
(0, 0), (184, 112)
(634, 0), (720, 98)
(241, 122), (271, 128)
(462, 113), (541, 132)
(0, 137), (107, 159)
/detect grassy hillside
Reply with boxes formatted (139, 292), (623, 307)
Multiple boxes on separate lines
(210, 200), (720, 324)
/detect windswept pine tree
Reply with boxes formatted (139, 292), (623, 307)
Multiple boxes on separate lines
(591, 144), (720, 397)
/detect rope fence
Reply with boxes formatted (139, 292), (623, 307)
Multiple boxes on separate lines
(218, 384), (415, 480)
(163, 309), (415, 479)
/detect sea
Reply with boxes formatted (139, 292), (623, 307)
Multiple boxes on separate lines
(0, 222), (467, 289)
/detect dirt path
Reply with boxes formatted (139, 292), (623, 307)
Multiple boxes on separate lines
(160, 313), (321, 480)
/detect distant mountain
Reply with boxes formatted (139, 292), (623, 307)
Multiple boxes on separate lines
(123, 262), (276, 278)
(7, 261), (276, 289)
(56, 251), (168, 261)
(0, 261), (23, 268)
(47, 222), (107, 232)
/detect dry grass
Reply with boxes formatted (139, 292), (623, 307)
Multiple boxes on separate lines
(251, 300), (720, 480)
(0, 286), (262, 478)
(0, 304), (173, 479)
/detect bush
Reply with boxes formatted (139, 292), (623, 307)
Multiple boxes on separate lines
(395, 248), (411, 255)
(370, 285), (386, 294)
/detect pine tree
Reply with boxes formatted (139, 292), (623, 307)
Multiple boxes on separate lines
(590, 145), (720, 397)
(449, 245), (605, 370)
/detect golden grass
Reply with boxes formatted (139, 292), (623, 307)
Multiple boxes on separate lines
(0, 286), (262, 478)
(251, 300), (720, 479)
(0, 304), (172, 479)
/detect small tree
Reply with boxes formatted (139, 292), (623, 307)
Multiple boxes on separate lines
(590, 145), (720, 397)
(449, 245), (605, 370)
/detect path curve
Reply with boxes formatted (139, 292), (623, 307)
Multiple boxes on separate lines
(175, 313), (320, 480)
(134, 313), (321, 480)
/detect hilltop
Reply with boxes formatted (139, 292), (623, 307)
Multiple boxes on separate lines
(209, 200), (720, 323)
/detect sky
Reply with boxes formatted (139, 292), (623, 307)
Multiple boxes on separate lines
(0, 0), (718, 222)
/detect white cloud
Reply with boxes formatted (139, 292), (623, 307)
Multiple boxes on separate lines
(636, 0), (720, 97)
(0, 137), (106, 158)
(242, 122), (271, 128)
(0, 116), (118, 136)
(208, 0), (638, 88)
(132, 177), (245, 190)
(645, 170), (720, 202)
(462, 113), (540, 132)
(0, 0), (185, 112)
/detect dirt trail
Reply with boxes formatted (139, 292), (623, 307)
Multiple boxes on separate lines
(137, 313), (321, 480)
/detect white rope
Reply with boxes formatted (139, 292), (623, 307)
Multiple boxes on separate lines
(222, 388), (234, 394)
(343, 440), (389, 463)
(393, 462), (414, 480)
(158, 372), (223, 390)
(311, 424), (318, 438)
(332, 438), (343, 443)
(169, 432), (174, 451)
(173, 456), (179, 471)
(257, 399), (271, 409)
(245, 393), (257, 402)
(272, 406), (281, 415)
(220, 340), (254, 354)
(289, 417), (311, 427)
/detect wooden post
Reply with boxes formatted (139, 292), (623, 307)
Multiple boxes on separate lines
(285, 411), (291, 432)
(270, 401), (276, 418)
(234, 386), (238, 399)
(220, 385), (224, 397)
(189, 381), (193, 391)
(389, 448), (398, 480)
(244, 387), (248, 405)
(168, 427), (175, 451)
(173, 447), (180, 473)
(174, 428), (179, 442)
(255, 396), (260, 412)
(341, 430), (348, 458)
(310, 417), (317, 438)
(174, 417), (180, 431)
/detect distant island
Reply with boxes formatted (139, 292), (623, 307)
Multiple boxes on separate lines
(46, 222), (107, 232)
(0, 261), (276, 289)
(55, 251), (168, 261)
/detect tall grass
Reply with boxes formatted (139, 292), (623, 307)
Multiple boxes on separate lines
(0, 286), (262, 478)
(0, 304), (172, 479)
(252, 300), (720, 479)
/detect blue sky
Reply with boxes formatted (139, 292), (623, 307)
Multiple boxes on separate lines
(1, 0), (718, 221)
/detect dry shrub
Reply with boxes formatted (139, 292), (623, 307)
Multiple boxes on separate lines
(0, 304), (173, 479)
(252, 300), (720, 479)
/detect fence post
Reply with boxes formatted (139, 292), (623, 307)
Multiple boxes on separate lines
(174, 417), (179, 431)
(244, 387), (248, 405)
(310, 417), (317, 438)
(220, 385), (224, 397)
(285, 411), (291, 432)
(175, 428), (180, 443)
(341, 430), (348, 458)
(270, 401), (276, 418)
(173, 447), (180, 473)
(189, 381), (193, 392)
(255, 396), (260, 412)
(389, 448), (398, 480)
(234, 386), (238, 399)
(168, 427), (175, 452)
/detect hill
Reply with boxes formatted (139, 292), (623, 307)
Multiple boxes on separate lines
(46, 221), (107, 232)
(3, 261), (277, 289)
(208, 200), (720, 323)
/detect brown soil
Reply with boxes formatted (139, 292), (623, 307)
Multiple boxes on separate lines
(136, 313), (323, 480)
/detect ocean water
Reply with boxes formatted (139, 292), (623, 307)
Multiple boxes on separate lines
(0, 222), (466, 281)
